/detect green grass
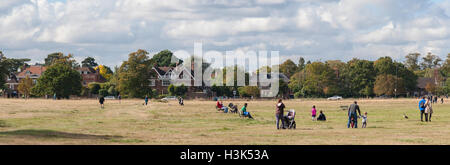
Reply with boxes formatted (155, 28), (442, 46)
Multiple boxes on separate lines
(0, 98), (449, 144)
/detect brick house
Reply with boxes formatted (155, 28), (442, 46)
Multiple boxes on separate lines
(4, 65), (47, 98)
(150, 65), (197, 96)
(76, 67), (106, 87)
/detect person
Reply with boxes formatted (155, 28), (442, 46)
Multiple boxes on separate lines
(419, 97), (427, 122)
(276, 99), (286, 129)
(442, 97), (444, 104)
(241, 103), (253, 119)
(99, 96), (105, 109)
(178, 96), (184, 106)
(347, 101), (361, 128)
(220, 101), (228, 113)
(317, 110), (326, 121)
(145, 95), (149, 106)
(361, 112), (368, 128)
(228, 103), (238, 113)
(434, 96), (438, 104)
(118, 94), (122, 104)
(425, 97), (433, 122)
(311, 105), (317, 121)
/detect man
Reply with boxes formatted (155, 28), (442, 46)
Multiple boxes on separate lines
(99, 96), (105, 109)
(144, 95), (149, 106)
(418, 97), (426, 122)
(347, 101), (361, 128)
(276, 99), (286, 129)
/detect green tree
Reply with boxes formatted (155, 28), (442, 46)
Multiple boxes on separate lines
(118, 49), (153, 98)
(44, 52), (79, 68)
(238, 86), (260, 98)
(32, 63), (82, 99)
(421, 52), (441, 69)
(18, 75), (33, 99)
(298, 57), (305, 71)
(279, 59), (298, 78)
(301, 62), (338, 97)
(175, 84), (188, 96)
(374, 56), (395, 75)
(149, 50), (182, 67)
(373, 74), (405, 96)
(344, 59), (376, 97)
(443, 79), (450, 95)
(88, 83), (101, 95)
(81, 57), (98, 68)
(405, 53), (421, 71)
(168, 84), (176, 96)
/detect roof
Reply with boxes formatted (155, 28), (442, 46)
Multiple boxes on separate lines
(16, 66), (47, 78)
(417, 77), (435, 89)
(76, 67), (97, 73)
(153, 67), (174, 76)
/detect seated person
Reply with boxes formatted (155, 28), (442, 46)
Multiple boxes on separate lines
(317, 110), (326, 121)
(216, 101), (228, 113)
(228, 103), (238, 113)
(241, 103), (254, 119)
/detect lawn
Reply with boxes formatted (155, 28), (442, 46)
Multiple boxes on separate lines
(0, 98), (449, 145)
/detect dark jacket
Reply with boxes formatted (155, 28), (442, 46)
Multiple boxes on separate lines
(276, 103), (285, 115)
(348, 104), (361, 116)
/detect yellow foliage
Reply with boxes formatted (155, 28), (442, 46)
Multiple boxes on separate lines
(95, 65), (112, 80)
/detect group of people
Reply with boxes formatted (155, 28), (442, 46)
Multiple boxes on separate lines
(216, 101), (254, 119)
(419, 96), (434, 122)
(275, 99), (329, 130)
(347, 101), (368, 128)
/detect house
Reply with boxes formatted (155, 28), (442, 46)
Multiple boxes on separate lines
(3, 65), (47, 98)
(150, 65), (198, 96)
(76, 67), (106, 87)
(415, 77), (438, 96)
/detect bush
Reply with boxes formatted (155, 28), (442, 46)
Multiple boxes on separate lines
(99, 89), (108, 96)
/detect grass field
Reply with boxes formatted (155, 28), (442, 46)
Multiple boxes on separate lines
(0, 98), (449, 145)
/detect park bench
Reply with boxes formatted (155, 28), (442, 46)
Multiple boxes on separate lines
(340, 106), (348, 111)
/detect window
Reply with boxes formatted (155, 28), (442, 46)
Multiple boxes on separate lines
(149, 79), (156, 86)
(162, 80), (171, 86)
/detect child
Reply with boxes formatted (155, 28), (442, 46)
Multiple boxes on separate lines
(361, 112), (368, 128)
(350, 116), (355, 128)
(317, 110), (326, 121)
(311, 105), (317, 121)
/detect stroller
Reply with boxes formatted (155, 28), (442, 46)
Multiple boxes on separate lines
(283, 109), (296, 129)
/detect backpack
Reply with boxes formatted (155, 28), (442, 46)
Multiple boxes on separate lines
(420, 101), (425, 109)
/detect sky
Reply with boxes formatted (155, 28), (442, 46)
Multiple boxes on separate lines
(0, 0), (449, 69)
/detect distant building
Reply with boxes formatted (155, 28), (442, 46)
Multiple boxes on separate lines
(76, 67), (106, 87)
(4, 65), (47, 98)
(416, 77), (438, 96)
(150, 66), (197, 96)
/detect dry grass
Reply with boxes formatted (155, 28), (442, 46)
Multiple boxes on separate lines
(0, 98), (449, 145)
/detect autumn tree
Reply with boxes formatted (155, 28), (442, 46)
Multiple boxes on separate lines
(374, 74), (405, 96)
(118, 49), (153, 98)
(18, 75), (33, 99)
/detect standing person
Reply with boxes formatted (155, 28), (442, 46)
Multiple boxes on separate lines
(425, 97), (433, 122)
(144, 95), (149, 106)
(118, 94), (122, 104)
(361, 112), (368, 128)
(99, 96), (105, 109)
(419, 97), (427, 122)
(276, 99), (286, 129)
(442, 97), (444, 104)
(311, 105), (317, 121)
(347, 101), (361, 128)
(178, 96), (184, 106)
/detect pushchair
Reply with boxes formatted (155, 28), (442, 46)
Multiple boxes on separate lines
(283, 109), (296, 129)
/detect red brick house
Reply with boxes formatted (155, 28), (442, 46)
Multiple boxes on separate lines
(76, 67), (106, 87)
(4, 65), (47, 98)
(150, 65), (197, 96)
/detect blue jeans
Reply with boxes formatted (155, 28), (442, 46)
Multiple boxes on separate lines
(347, 113), (358, 128)
(276, 114), (285, 129)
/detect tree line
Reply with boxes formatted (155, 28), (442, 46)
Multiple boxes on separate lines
(0, 50), (449, 99)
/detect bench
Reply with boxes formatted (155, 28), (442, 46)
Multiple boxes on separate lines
(340, 106), (348, 110)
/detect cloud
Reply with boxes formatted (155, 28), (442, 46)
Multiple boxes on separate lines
(0, 0), (449, 69)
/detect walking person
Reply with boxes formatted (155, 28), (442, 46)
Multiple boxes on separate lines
(347, 101), (361, 128)
(419, 97), (427, 122)
(99, 95), (105, 109)
(425, 97), (433, 122)
(276, 99), (286, 129)
(144, 95), (149, 106)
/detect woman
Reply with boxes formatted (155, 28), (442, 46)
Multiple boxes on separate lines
(276, 99), (285, 129)
(425, 97), (433, 122)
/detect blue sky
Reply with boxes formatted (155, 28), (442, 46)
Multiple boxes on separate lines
(0, 0), (449, 69)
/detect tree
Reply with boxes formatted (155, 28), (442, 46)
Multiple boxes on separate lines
(175, 84), (188, 96)
(88, 83), (101, 95)
(94, 65), (113, 80)
(168, 84), (176, 96)
(344, 59), (376, 97)
(118, 49), (153, 98)
(149, 50), (182, 67)
(238, 86), (260, 98)
(298, 57), (305, 71)
(81, 57), (98, 68)
(374, 56), (395, 75)
(425, 82), (436, 94)
(443, 79), (450, 95)
(31, 63), (82, 99)
(301, 62), (338, 97)
(421, 52), (441, 69)
(279, 59), (298, 78)
(405, 53), (420, 71)
(18, 75), (33, 99)
(373, 74), (405, 96)
(44, 52), (79, 68)
(441, 54), (450, 77)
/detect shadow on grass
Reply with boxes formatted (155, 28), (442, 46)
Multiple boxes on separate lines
(0, 129), (122, 140)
